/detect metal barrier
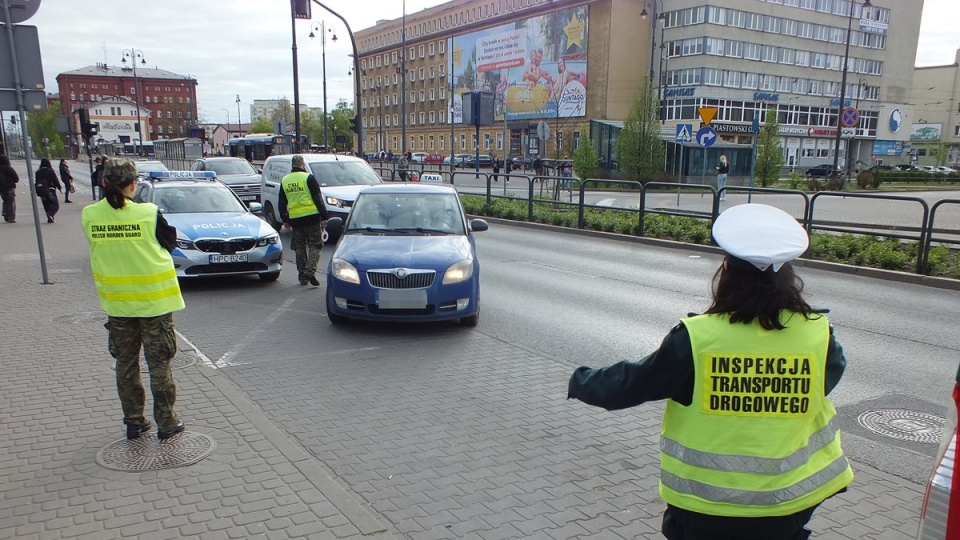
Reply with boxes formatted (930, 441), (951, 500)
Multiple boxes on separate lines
(921, 199), (960, 274)
(807, 192), (930, 273)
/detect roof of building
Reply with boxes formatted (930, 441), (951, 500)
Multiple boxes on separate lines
(58, 63), (197, 82)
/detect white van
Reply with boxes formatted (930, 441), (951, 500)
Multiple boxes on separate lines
(260, 153), (382, 242)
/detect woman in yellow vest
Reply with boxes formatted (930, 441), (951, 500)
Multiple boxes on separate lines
(81, 158), (186, 441)
(569, 204), (852, 540)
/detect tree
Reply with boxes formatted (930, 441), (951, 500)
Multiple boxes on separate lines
(269, 99), (294, 125)
(27, 100), (66, 159)
(613, 78), (664, 182)
(754, 108), (784, 187)
(329, 99), (355, 151)
(248, 118), (273, 134)
(572, 127), (598, 180)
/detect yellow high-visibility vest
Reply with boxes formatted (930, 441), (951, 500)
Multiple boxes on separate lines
(82, 200), (184, 317)
(660, 312), (853, 517)
(281, 171), (319, 219)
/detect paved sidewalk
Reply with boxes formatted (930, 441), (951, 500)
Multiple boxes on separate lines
(0, 158), (929, 539)
(0, 159), (395, 539)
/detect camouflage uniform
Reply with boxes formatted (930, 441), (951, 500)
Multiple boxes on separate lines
(107, 314), (180, 430)
(291, 222), (323, 276)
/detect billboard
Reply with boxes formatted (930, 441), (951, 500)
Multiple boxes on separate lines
(909, 123), (942, 142)
(449, 6), (588, 123)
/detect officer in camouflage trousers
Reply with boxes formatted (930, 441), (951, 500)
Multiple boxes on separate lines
(279, 155), (329, 286)
(82, 158), (186, 441)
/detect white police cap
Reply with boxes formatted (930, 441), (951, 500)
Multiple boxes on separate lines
(712, 204), (808, 272)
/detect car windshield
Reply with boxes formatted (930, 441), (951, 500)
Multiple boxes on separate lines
(307, 161), (382, 187)
(205, 159), (258, 176)
(136, 162), (168, 174)
(347, 192), (464, 234)
(154, 185), (248, 214)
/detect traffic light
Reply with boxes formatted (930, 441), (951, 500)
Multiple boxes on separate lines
(89, 122), (99, 137)
(79, 109), (92, 138)
(349, 115), (359, 134)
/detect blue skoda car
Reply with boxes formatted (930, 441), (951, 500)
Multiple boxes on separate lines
(324, 184), (488, 326)
(134, 171), (283, 281)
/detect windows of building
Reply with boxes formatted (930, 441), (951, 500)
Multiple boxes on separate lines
(410, 112), (416, 125)
(429, 42), (435, 56)
(420, 111), (426, 124)
(429, 135), (434, 150)
(419, 135), (425, 149)
(429, 111), (435, 123)
(439, 135), (444, 150)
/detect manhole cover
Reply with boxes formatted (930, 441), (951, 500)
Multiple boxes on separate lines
(95, 431), (216, 471)
(52, 312), (108, 324)
(857, 409), (944, 444)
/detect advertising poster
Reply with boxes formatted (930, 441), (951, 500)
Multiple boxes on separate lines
(449, 5), (588, 123)
(909, 123), (942, 142)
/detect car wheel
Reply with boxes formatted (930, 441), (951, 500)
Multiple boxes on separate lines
(258, 271), (281, 282)
(326, 297), (348, 325)
(263, 203), (281, 231)
(459, 312), (479, 327)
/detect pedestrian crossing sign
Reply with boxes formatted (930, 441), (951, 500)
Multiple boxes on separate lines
(676, 124), (693, 143)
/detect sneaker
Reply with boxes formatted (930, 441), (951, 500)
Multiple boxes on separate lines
(126, 420), (152, 440)
(47, 216), (54, 223)
(157, 421), (185, 440)
(307, 274), (320, 287)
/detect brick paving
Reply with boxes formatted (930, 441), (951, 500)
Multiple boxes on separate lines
(0, 158), (929, 539)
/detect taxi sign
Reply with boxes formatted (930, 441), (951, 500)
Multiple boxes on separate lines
(146, 171), (218, 180)
(697, 107), (718, 126)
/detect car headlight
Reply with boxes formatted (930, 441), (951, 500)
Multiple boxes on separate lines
(325, 196), (344, 208)
(256, 232), (279, 246)
(442, 259), (474, 284)
(175, 238), (195, 250)
(331, 258), (360, 284)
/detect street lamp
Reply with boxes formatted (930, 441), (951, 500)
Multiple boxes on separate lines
(831, 0), (872, 189)
(121, 48), (146, 156)
(641, 1), (667, 123)
(310, 21), (337, 152)
(236, 94), (241, 137)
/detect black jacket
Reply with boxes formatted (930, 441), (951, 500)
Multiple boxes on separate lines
(35, 166), (61, 196)
(0, 164), (18, 191)
(59, 163), (73, 183)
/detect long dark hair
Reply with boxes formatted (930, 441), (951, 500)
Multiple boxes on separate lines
(39, 158), (51, 169)
(704, 256), (814, 330)
(103, 176), (135, 210)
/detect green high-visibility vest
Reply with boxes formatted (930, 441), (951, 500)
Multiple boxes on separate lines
(82, 200), (184, 317)
(659, 312), (853, 517)
(281, 171), (320, 219)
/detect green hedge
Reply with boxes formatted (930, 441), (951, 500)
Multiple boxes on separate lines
(461, 194), (960, 279)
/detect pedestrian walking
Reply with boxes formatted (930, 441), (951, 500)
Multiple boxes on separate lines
(398, 152), (410, 182)
(91, 156), (105, 201)
(35, 158), (61, 223)
(533, 156), (543, 177)
(81, 158), (186, 441)
(568, 203), (852, 540)
(0, 155), (19, 223)
(59, 159), (74, 203)
(717, 154), (729, 201)
(492, 156), (500, 182)
(279, 155), (329, 286)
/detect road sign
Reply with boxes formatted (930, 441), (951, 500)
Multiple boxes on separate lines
(752, 117), (760, 133)
(537, 120), (551, 141)
(841, 128), (856, 138)
(3, 0), (42, 24)
(675, 124), (692, 143)
(697, 107), (718, 126)
(697, 127), (717, 147)
(841, 107), (860, 128)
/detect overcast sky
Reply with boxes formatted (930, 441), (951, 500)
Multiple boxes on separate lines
(5, 0), (959, 124)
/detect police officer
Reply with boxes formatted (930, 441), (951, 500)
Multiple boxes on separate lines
(568, 204), (852, 540)
(279, 155), (329, 286)
(82, 158), (186, 441)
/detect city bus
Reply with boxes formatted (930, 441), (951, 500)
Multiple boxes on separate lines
(154, 137), (204, 170)
(227, 134), (305, 166)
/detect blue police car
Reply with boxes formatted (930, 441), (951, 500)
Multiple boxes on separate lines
(134, 171), (282, 281)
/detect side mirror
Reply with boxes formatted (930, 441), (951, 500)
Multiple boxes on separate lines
(256, 168), (263, 174)
(469, 219), (488, 232)
(325, 216), (344, 236)
(248, 202), (263, 215)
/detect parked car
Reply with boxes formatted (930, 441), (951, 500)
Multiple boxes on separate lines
(134, 171), (282, 281)
(804, 164), (842, 178)
(896, 164), (922, 171)
(934, 166), (957, 174)
(918, 165), (937, 173)
(259, 153), (382, 242)
(134, 160), (168, 177)
(190, 157), (262, 204)
(324, 183), (488, 327)
(868, 164), (896, 173)
(461, 155), (494, 168)
(410, 152), (428, 163)
(510, 156), (535, 170)
(916, 361), (960, 538)
(423, 154), (445, 165)
(443, 154), (472, 167)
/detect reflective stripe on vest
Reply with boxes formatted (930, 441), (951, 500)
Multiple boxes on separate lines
(82, 200), (184, 317)
(659, 312), (853, 517)
(281, 171), (319, 219)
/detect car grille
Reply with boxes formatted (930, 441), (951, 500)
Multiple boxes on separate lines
(227, 183), (261, 197)
(367, 270), (435, 289)
(195, 238), (257, 254)
(184, 262), (268, 275)
(368, 305), (435, 316)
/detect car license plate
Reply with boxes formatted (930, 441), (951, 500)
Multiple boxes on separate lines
(210, 254), (248, 264)
(378, 289), (427, 309)
(240, 195), (258, 201)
